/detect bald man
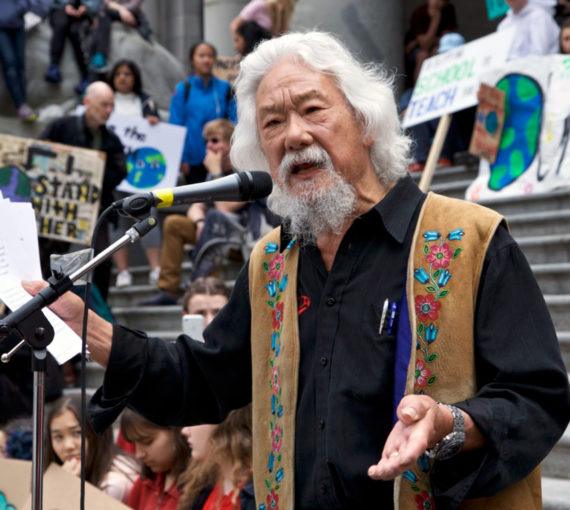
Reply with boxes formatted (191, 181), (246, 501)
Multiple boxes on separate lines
(39, 81), (127, 299)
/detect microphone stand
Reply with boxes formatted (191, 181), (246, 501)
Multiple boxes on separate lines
(0, 215), (157, 510)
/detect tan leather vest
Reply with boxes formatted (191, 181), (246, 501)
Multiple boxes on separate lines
(249, 192), (541, 510)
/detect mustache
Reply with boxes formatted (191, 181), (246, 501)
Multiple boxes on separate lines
(278, 145), (333, 181)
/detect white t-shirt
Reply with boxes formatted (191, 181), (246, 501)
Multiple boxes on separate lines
(99, 454), (140, 502)
(114, 92), (143, 118)
(498, 4), (560, 60)
(240, 0), (272, 31)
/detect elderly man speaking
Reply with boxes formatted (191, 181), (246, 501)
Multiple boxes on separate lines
(27, 32), (569, 509)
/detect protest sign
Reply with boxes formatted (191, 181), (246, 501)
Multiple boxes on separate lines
(469, 84), (506, 163)
(466, 56), (570, 201)
(107, 114), (186, 194)
(403, 29), (515, 128)
(214, 55), (242, 84)
(0, 134), (104, 245)
(486, 0), (509, 20)
(0, 460), (129, 510)
(0, 458), (32, 509)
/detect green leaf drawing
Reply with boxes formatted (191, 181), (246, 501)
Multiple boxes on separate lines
(423, 244), (429, 254)
(453, 248), (462, 259)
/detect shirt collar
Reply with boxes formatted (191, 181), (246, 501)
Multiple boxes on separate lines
(372, 174), (425, 244)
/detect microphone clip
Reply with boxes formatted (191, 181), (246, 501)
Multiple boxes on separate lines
(112, 193), (154, 217)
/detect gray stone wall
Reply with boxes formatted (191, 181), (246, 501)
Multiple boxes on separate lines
(291, 0), (405, 79)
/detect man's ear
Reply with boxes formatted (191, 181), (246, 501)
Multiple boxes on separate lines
(362, 133), (374, 148)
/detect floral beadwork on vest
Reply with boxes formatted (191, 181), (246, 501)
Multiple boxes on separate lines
(403, 228), (465, 509)
(413, 228), (464, 392)
(258, 238), (297, 510)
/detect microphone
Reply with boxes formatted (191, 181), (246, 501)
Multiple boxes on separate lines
(113, 171), (273, 216)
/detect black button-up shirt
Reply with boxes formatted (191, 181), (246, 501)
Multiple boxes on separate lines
(91, 176), (570, 509)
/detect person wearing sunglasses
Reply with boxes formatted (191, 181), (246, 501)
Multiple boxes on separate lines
(142, 119), (246, 306)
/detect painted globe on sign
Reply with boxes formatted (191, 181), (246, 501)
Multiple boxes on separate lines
(488, 74), (543, 191)
(0, 165), (31, 202)
(126, 147), (167, 189)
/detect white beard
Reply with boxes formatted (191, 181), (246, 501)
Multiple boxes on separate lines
(267, 144), (357, 244)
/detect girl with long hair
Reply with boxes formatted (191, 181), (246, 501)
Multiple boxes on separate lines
(179, 406), (254, 510)
(122, 410), (191, 509)
(107, 58), (162, 289)
(46, 395), (139, 502)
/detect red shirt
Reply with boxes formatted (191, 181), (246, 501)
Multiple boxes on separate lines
(202, 483), (240, 510)
(126, 472), (180, 510)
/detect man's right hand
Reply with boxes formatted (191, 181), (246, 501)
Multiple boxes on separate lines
(22, 281), (113, 367)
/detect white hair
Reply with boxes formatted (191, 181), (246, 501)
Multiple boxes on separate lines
(230, 31), (411, 185)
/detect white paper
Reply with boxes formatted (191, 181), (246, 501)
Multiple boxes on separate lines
(0, 200), (81, 364)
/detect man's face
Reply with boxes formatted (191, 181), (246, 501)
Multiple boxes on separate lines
(205, 131), (231, 157)
(85, 90), (114, 127)
(255, 59), (374, 198)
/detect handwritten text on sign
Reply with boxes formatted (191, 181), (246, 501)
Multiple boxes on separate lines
(0, 134), (104, 245)
(403, 29), (514, 128)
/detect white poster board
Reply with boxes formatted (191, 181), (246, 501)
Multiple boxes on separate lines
(403, 29), (515, 128)
(466, 56), (570, 201)
(107, 114), (186, 194)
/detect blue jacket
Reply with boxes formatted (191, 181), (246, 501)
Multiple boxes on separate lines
(0, 0), (25, 29)
(168, 74), (236, 165)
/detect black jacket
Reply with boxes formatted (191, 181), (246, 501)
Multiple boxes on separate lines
(40, 114), (127, 212)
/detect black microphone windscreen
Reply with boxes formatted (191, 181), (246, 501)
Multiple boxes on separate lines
(238, 171), (273, 200)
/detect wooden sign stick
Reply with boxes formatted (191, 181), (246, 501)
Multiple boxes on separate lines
(419, 113), (452, 192)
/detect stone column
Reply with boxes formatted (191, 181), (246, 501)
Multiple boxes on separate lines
(291, 0), (405, 83)
(204, 0), (250, 56)
(144, 0), (204, 66)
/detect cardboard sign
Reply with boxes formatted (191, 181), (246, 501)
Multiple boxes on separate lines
(0, 134), (105, 245)
(403, 29), (515, 128)
(214, 55), (242, 84)
(469, 84), (506, 163)
(0, 459), (129, 509)
(486, 0), (509, 20)
(466, 56), (570, 201)
(107, 114), (186, 194)
(0, 458), (31, 509)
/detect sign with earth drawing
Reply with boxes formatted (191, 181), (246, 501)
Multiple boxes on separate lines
(466, 56), (570, 201)
(403, 29), (515, 128)
(107, 114), (186, 194)
(0, 134), (104, 245)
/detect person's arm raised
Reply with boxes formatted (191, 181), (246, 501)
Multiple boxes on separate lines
(22, 281), (113, 367)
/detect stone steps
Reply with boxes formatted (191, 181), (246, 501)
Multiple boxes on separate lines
(543, 424), (570, 479)
(533, 264), (570, 295)
(480, 190), (570, 217)
(507, 209), (570, 238)
(543, 476), (570, 510)
(410, 164), (479, 186)
(517, 235), (570, 265)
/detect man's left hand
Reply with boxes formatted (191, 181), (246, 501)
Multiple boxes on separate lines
(368, 395), (453, 480)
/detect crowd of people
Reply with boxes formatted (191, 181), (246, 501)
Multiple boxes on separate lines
(403, 0), (570, 172)
(1, 1), (570, 509)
